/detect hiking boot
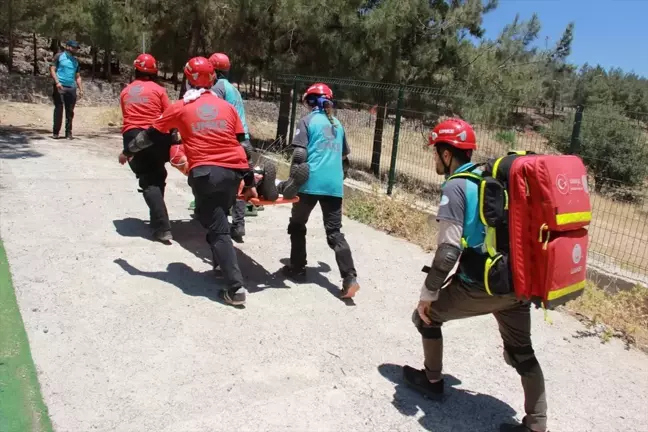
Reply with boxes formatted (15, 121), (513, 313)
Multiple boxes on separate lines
(230, 226), (245, 244)
(500, 421), (546, 432)
(281, 265), (306, 281)
(340, 275), (360, 299)
(52, 133), (60, 140)
(402, 365), (444, 401)
(153, 230), (173, 243)
(65, 133), (74, 140)
(222, 287), (246, 306)
(256, 205), (265, 211)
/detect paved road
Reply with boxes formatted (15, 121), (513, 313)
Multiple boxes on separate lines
(1, 129), (647, 432)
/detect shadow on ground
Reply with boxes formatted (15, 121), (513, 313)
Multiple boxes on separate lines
(0, 127), (47, 159)
(112, 217), (353, 302)
(278, 257), (354, 305)
(378, 363), (519, 432)
(112, 217), (290, 294)
(113, 257), (234, 306)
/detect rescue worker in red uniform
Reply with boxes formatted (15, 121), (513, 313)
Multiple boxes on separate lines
(121, 57), (257, 306)
(118, 54), (174, 242)
(404, 119), (547, 432)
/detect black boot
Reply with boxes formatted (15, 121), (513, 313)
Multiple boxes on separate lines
(500, 421), (546, 432)
(256, 162), (278, 201)
(402, 365), (444, 401)
(281, 265), (306, 281)
(142, 185), (171, 241)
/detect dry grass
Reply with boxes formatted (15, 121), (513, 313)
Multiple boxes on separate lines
(567, 282), (648, 351)
(98, 106), (123, 128)
(342, 188), (437, 251)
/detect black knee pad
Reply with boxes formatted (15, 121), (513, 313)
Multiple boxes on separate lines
(411, 310), (443, 339)
(287, 222), (307, 236)
(256, 162), (278, 201)
(326, 232), (346, 249)
(503, 344), (539, 376)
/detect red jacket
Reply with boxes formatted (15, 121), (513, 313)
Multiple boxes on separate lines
(154, 92), (248, 171)
(120, 80), (170, 133)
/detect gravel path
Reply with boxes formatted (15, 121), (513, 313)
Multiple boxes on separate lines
(1, 129), (647, 432)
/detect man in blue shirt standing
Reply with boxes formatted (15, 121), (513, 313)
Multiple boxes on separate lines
(50, 40), (83, 139)
(209, 52), (253, 243)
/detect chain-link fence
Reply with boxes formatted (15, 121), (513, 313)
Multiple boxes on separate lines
(242, 74), (648, 277)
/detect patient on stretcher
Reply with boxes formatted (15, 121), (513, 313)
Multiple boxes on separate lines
(169, 143), (295, 205)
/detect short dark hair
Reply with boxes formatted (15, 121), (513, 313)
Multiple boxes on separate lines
(134, 70), (156, 80)
(435, 142), (472, 165)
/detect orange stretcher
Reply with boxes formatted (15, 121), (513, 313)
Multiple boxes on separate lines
(244, 196), (300, 206)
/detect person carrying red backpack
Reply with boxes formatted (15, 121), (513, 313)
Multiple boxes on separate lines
(118, 54), (174, 242)
(121, 57), (257, 307)
(404, 118), (548, 432)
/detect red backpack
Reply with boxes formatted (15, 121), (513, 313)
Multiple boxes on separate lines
(449, 151), (592, 309)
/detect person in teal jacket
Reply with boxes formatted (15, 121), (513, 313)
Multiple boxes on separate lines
(49, 40), (83, 139)
(278, 83), (359, 299)
(208, 52), (253, 242)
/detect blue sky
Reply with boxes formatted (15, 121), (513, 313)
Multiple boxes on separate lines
(480, 0), (648, 77)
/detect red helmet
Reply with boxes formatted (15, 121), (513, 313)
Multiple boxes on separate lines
(428, 118), (477, 151)
(208, 53), (231, 72)
(305, 83), (333, 100)
(133, 53), (157, 74)
(184, 57), (216, 88)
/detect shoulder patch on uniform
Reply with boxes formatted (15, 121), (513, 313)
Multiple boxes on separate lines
(439, 195), (450, 206)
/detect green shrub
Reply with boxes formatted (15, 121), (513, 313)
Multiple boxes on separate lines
(543, 105), (648, 195)
(495, 130), (516, 149)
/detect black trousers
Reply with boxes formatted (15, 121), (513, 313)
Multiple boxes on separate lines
(189, 165), (245, 290)
(52, 84), (77, 136)
(231, 199), (246, 232)
(123, 128), (171, 233)
(288, 193), (357, 279)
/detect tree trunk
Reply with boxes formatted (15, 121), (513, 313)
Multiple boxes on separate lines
(91, 46), (98, 79)
(103, 49), (112, 82)
(172, 57), (179, 90)
(50, 38), (59, 55)
(178, 75), (188, 100)
(371, 42), (399, 178)
(32, 32), (38, 75)
(276, 85), (292, 146)
(258, 76), (263, 99)
(7, 0), (13, 73)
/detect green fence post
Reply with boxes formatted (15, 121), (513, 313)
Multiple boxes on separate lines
(387, 86), (404, 195)
(288, 79), (298, 144)
(570, 104), (584, 155)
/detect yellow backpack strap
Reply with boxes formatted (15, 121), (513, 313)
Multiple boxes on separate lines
(447, 171), (483, 183)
